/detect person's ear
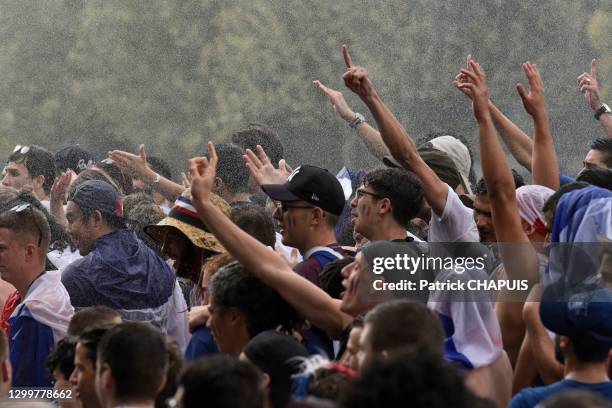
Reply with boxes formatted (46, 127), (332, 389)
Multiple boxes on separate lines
(156, 372), (167, 394)
(214, 177), (223, 190)
(93, 210), (105, 227)
(261, 372), (271, 388)
(378, 197), (392, 215)
(311, 207), (324, 225)
(24, 243), (38, 262)
(31, 175), (46, 191)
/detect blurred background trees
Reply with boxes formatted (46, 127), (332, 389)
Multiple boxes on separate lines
(0, 0), (609, 177)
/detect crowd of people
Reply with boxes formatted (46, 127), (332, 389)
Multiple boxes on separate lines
(0, 45), (611, 408)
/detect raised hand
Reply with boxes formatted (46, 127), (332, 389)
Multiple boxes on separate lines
(453, 55), (476, 100)
(108, 144), (153, 181)
(341, 44), (375, 99)
(313, 80), (356, 122)
(50, 170), (73, 204)
(516, 62), (547, 118)
(243, 145), (290, 186)
(578, 59), (602, 111)
(189, 142), (217, 206)
(455, 59), (490, 123)
(180, 171), (191, 189)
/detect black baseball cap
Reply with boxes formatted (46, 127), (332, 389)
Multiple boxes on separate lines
(68, 180), (124, 218)
(261, 165), (346, 216)
(55, 144), (96, 174)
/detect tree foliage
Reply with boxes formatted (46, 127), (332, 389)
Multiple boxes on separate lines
(0, 1), (607, 177)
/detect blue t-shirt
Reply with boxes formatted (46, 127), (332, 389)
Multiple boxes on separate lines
(185, 325), (218, 360)
(509, 379), (612, 408)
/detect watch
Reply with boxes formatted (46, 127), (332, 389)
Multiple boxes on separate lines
(349, 112), (366, 129)
(594, 103), (611, 120)
(151, 173), (161, 185)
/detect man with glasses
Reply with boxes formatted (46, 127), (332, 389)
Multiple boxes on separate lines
(262, 165), (348, 358)
(350, 167), (425, 242)
(2, 145), (57, 207)
(0, 202), (73, 386)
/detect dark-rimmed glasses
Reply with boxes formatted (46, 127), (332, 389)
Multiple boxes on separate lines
(355, 189), (385, 200)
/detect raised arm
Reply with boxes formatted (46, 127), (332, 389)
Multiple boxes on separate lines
(456, 59), (539, 286)
(189, 142), (352, 338)
(109, 144), (183, 201)
(578, 59), (612, 138)
(516, 63), (560, 190)
(313, 80), (390, 161)
(340, 45), (449, 215)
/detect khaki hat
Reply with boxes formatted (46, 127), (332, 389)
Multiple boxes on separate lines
(144, 189), (231, 254)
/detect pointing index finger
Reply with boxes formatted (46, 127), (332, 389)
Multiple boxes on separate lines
(342, 44), (353, 68)
(591, 58), (597, 79)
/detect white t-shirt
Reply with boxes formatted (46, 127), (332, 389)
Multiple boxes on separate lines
(428, 184), (478, 243)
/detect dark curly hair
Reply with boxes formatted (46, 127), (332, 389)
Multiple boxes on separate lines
(210, 261), (304, 337)
(364, 168), (424, 227)
(340, 348), (479, 408)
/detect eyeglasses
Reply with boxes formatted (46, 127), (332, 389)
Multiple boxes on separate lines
(355, 189), (385, 200)
(6, 203), (43, 247)
(13, 145), (30, 155)
(274, 201), (314, 213)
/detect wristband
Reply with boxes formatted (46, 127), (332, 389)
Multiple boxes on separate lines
(594, 103), (611, 121)
(349, 112), (366, 129)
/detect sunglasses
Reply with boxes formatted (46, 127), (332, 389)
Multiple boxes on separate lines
(13, 145), (30, 155)
(6, 203), (43, 247)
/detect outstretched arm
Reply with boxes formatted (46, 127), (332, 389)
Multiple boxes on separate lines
(189, 142), (352, 338)
(516, 63), (560, 190)
(313, 80), (390, 161)
(456, 59), (539, 286)
(109, 144), (184, 201)
(340, 45), (449, 216)
(578, 59), (612, 138)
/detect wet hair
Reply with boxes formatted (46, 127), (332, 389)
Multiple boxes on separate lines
(474, 169), (525, 196)
(95, 160), (133, 195)
(570, 334), (611, 363)
(210, 261), (304, 337)
(364, 300), (444, 357)
(154, 337), (184, 408)
(0, 188), (72, 254)
(69, 168), (122, 196)
(179, 355), (264, 408)
(364, 168), (424, 227)
(68, 306), (122, 337)
(340, 348), (478, 408)
(8, 145), (57, 195)
(231, 123), (284, 166)
(77, 325), (117, 365)
(97, 322), (168, 401)
(231, 203), (275, 247)
(210, 144), (250, 194)
(576, 167), (612, 190)
(320, 257), (354, 299)
(124, 194), (165, 254)
(0, 197), (51, 260)
(47, 337), (76, 380)
(308, 366), (355, 403)
(590, 138), (612, 168)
